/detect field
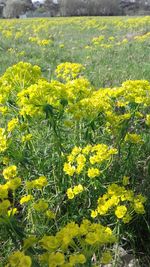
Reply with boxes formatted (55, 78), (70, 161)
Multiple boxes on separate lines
(0, 16), (150, 266)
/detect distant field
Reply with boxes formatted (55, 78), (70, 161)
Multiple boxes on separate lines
(0, 16), (150, 87)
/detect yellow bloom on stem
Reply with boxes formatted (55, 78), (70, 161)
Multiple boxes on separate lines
(73, 184), (84, 195)
(7, 118), (18, 132)
(3, 165), (17, 180)
(33, 199), (48, 212)
(115, 205), (127, 219)
(122, 176), (130, 186)
(20, 195), (33, 205)
(63, 163), (75, 176)
(101, 251), (112, 264)
(8, 251), (32, 267)
(87, 167), (100, 178)
(49, 252), (65, 267)
(66, 188), (74, 199)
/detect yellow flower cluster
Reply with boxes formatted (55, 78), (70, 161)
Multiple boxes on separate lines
(63, 144), (117, 177)
(7, 118), (19, 132)
(66, 184), (84, 199)
(69, 80), (150, 130)
(125, 133), (143, 144)
(0, 128), (7, 152)
(91, 182), (146, 223)
(0, 165), (21, 217)
(17, 74), (92, 117)
(55, 62), (85, 81)
(29, 36), (53, 46)
(8, 251), (32, 267)
(26, 176), (47, 190)
(38, 219), (115, 266)
(91, 35), (128, 49)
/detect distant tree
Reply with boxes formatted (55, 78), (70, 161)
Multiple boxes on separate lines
(44, 0), (59, 16)
(60, 0), (121, 16)
(3, 0), (33, 18)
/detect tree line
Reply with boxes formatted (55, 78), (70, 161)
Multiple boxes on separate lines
(0, 0), (150, 18)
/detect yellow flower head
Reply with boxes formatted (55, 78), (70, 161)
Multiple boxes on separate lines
(3, 165), (17, 180)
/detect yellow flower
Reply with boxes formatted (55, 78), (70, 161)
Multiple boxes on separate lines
(33, 199), (48, 212)
(73, 184), (84, 195)
(20, 195), (33, 205)
(55, 62), (85, 81)
(146, 114), (150, 126)
(35, 176), (48, 189)
(8, 251), (32, 267)
(0, 128), (7, 152)
(0, 200), (10, 216)
(45, 210), (56, 219)
(7, 118), (18, 132)
(21, 134), (32, 143)
(0, 185), (8, 199)
(66, 188), (74, 199)
(122, 213), (132, 224)
(8, 208), (18, 217)
(3, 165), (17, 180)
(101, 251), (112, 264)
(49, 252), (65, 267)
(87, 167), (100, 178)
(122, 176), (130, 186)
(40, 235), (60, 250)
(91, 210), (98, 218)
(6, 177), (21, 191)
(133, 200), (145, 214)
(23, 236), (37, 250)
(125, 133), (143, 144)
(115, 205), (127, 219)
(69, 254), (86, 265)
(63, 163), (75, 176)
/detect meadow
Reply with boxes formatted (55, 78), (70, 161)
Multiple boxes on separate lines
(0, 16), (150, 267)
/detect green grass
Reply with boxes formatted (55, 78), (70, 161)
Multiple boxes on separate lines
(0, 17), (150, 86)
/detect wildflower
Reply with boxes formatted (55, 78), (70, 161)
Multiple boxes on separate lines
(33, 199), (48, 212)
(115, 205), (127, 219)
(87, 168), (100, 178)
(39, 236), (60, 250)
(21, 134), (32, 143)
(23, 236), (37, 250)
(73, 184), (84, 195)
(8, 208), (18, 217)
(35, 176), (48, 189)
(8, 251), (32, 267)
(69, 254), (86, 265)
(45, 210), (56, 219)
(6, 177), (21, 191)
(49, 252), (65, 266)
(133, 200), (145, 214)
(3, 165), (17, 180)
(7, 118), (18, 132)
(122, 213), (132, 224)
(91, 210), (98, 218)
(101, 251), (112, 264)
(66, 188), (74, 199)
(125, 133), (143, 144)
(0, 185), (8, 199)
(122, 176), (130, 186)
(0, 128), (7, 152)
(146, 114), (150, 126)
(0, 200), (10, 216)
(20, 195), (33, 205)
(63, 163), (75, 176)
